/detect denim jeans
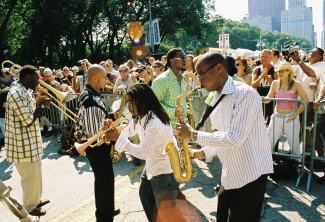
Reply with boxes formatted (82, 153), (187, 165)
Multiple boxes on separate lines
(139, 168), (179, 222)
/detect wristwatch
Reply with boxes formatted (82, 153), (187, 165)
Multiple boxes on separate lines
(40, 104), (45, 109)
(298, 60), (304, 64)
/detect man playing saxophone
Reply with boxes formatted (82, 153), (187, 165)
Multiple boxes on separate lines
(75, 65), (118, 221)
(174, 52), (273, 222)
(102, 84), (181, 222)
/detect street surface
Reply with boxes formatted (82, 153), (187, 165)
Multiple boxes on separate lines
(1, 134), (325, 222)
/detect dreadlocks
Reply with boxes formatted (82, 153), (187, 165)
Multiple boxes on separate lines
(165, 48), (183, 70)
(127, 83), (170, 129)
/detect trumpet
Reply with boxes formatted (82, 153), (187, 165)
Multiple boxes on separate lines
(75, 112), (131, 157)
(1, 60), (78, 122)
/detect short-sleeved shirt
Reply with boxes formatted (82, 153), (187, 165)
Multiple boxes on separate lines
(5, 82), (43, 163)
(151, 68), (191, 129)
(113, 75), (133, 93)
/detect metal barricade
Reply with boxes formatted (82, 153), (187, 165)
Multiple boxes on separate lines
(307, 100), (325, 192)
(263, 98), (307, 188)
(36, 93), (120, 131)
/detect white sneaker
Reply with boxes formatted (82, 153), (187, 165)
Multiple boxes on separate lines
(205, 156), (213, 164)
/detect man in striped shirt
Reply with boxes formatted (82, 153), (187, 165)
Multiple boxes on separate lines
(75, 65), (116, 221)
(174, 52), (273, 222)
(5, 65), (51, 216)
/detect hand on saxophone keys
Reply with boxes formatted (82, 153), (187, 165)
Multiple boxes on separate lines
(173, 118), (194, 140)
(189, 149), (205, 160)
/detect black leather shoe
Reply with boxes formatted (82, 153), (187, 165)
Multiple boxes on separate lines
(29, 208), (46, 216)
(37, 199), (50, 208)
(114, 208), (121, 216)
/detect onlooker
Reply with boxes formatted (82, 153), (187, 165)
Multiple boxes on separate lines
(1, 68), (16, 87)
(113, 65), (133, 95)
(106, 59), (120, 77)
(264, 62), (309, 175)
(77, 60), (88, 92)
(152, 61), (164, 76)
(271, 49), (282, 67)
(235, 55), (253, 86)
(161, 55), (167, 66)
(61, 66), (73, 85)
(148, 57), (155, 66)
(100, 61), (118, 84)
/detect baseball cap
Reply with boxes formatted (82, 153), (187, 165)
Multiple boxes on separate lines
(77, 60), (85, 67)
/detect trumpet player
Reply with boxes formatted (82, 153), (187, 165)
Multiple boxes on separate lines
(5, 65), (51, 216)
(75, 65), (117, 221)
(174, 52), (273, 222)
(103, 84), (181, 222)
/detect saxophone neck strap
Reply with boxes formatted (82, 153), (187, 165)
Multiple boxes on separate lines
(195, 94), (225, 130)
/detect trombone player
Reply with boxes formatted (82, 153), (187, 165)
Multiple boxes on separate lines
(75, 65), (118, 221)
(5, 65), (51, 216)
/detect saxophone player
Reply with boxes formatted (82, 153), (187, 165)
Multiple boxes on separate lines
(174, 52), (273, 222)
(103, 84), (182, 222)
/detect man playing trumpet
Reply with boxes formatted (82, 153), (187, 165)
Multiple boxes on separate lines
(75, 65), (118, 221)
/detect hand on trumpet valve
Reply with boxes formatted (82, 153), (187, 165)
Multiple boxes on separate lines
(173, 118), (193, 140)
(102, 129), (120, 142)
(113, 109), (119, 120)
(101, 119), (113, 131)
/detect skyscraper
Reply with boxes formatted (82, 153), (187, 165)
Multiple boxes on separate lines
(246, 0), (285, 32)
(281, 0), (314, 47)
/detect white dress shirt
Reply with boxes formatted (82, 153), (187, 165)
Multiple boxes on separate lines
(197, 76), (273, 190)
(115, 113), (174, 180)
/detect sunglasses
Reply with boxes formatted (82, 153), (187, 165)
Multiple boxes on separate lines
(63, 69), (69, 71)
(152, 66), (159, 68)
(173, 56), (186, 61)
(119, 70), (127, 72)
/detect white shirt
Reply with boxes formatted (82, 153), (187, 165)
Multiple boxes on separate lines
(296, 61), (325, 102)
(112, 69), (120, 78)
(197, 77), (273, 190)
(116, 114), (174, 180)
(271, 60), (282, 68)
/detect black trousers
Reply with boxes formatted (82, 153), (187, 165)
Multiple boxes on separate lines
(86, 144), (114, 222)
(217, 174), (268, 222)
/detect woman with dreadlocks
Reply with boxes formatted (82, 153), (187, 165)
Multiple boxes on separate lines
(103, 83), (181, 222)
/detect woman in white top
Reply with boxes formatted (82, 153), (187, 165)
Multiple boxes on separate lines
(103, 84), (180, 222)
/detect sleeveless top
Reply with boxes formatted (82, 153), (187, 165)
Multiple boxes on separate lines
(275, 92), (298, 109)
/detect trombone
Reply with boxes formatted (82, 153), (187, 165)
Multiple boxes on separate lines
(1, 60), (78, 122)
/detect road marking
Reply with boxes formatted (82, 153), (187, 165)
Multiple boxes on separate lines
(49, 165), (144, 222)
(71, 178), (141, 222)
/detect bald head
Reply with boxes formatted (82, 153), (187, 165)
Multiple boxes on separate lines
(87, 65), (106, 93)
(196, 52), (226, 70)
(88, 65), (106, 79)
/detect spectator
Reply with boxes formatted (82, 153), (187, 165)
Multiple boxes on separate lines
(113, 65), (133, 95)
(106, 59), (120, 77)
(161, 55), (167, 66)
(71, 66), (81, 93)
(148, 57), (155, 66)
(77, 60), (88, 92)
(61, 67), (73, 86)
(100, 61), (118, 84)
(152, 61), (164, 76)
(1, 68), (16, 87)
(264, 62), (309, 175)
(235, 55), (253, 86)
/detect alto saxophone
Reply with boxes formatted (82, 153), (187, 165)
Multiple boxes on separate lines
(110, 86), (127, 162)
(187, 97), (195, 129)
(163, 86), (202, 183)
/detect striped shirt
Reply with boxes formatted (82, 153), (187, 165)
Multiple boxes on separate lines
(5, 82), (43, 163)
(116, 114), (174, 180)
(75, 84), (108, 143)
(198, 76), (273, 190)
(152, 68), (191, 130)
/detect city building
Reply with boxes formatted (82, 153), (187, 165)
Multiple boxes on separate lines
(281, 0), (314, 48)
(241, 16), (275, 32)
(243, 0), (285, 32)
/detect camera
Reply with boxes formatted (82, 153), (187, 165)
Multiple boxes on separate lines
(76, 69), (84, 76)
(282, 42), (300, 60)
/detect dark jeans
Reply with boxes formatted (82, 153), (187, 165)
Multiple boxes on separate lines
(86, 144), (114, 222)
(217, 174), (268, 222)
(139, 168), (179, 222)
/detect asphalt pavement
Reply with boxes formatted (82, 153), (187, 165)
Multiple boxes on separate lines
(1, 134), (325, 222)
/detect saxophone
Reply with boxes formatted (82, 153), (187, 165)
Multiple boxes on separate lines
(187, 97), (195, 129)
(163, 86), (202, 183)
(110, 86), (127, 162)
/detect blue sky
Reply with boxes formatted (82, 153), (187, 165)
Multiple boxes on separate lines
(214, 0), (322, 47)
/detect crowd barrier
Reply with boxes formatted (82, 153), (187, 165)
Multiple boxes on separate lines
(262, 98), (307, 189)
(307, 100), (325, 192)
